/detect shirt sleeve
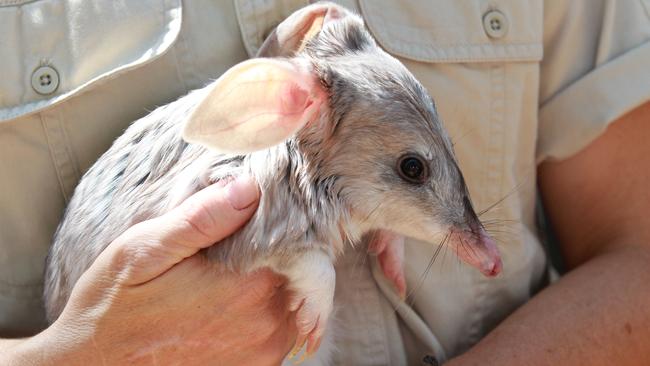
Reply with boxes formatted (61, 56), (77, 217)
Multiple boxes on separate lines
(536, 0), (650, 163)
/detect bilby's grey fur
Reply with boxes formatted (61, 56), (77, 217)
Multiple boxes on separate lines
(45, 5), (477, 349)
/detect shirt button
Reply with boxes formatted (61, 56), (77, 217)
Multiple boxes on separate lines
(422, 354), (439, 366)
(483, 10), (508, 39)
(31, 65), (60, 95)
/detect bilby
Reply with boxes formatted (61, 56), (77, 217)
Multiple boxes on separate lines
(44, 3), (502, 364)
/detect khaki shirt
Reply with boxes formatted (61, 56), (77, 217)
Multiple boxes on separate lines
(1, 0), (649, 364)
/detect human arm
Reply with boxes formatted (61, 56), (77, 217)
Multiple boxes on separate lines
(0, 176), (296, 366)
(447, 101), (650, 365)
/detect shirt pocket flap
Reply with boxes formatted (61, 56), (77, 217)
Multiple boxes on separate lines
(359, 0), (542, 63)
(0, 0), (183, 122)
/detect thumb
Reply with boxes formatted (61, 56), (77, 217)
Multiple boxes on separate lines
(101, 175), (259, 285)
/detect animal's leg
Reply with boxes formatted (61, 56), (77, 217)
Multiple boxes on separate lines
(277, 250), (335, 360)
(367, 230), (406, 299)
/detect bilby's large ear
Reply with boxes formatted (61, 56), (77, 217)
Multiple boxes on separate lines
(182, 58), (326, 154)
(257, 2), (347, 57)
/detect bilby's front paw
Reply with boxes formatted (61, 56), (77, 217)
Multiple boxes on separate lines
(367, 230), (406, 299)
(282, 251), (335, 362)
(288, 286), (332, 360)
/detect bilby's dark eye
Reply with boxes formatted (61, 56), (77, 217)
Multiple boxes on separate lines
(397, 154), (428, 184)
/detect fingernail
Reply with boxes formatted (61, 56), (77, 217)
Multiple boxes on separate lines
(224, 175), (259, 210)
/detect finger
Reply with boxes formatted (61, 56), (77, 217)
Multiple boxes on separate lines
(104, 175), (260, 285)
(158, 174), (259, 251)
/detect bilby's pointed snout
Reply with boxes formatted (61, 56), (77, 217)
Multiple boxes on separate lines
(450, 226), (502, 277)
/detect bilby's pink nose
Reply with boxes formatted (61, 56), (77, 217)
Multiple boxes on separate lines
(450, 228), (502, 277)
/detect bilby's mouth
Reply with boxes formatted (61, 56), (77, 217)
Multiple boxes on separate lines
(449, 227), (502, 277)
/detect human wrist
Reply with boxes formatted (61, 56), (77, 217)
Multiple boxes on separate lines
(0, 337), (29, 365)
(5, 323), (96, 366)
(2, 333), (50, 366)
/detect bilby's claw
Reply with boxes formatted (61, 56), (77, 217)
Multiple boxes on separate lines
(293, 348), (312, 365)
(289, 307), (324, 363)
(306, 334), (323, 356)
(288, 336), (307, 359)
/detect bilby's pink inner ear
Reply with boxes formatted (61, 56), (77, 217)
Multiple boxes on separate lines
(182, 58), (326, 154)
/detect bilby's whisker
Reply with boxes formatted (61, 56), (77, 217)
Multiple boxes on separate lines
(406, 233), (450, 305)
(477, 177), (531, 217)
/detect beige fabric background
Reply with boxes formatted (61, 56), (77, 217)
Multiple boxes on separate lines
(0, 0), (648, 364)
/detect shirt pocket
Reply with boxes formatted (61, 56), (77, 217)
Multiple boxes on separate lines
(0, 0), (183, 122)
(359, 0), (543, 205)
(360, 0), (547, 357)
(235, 0), (543, 211)
(360, 0), (542, 63)
(234, 0), (310, 57)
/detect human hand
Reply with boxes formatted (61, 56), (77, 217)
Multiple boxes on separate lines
(5, 176), (296, 365)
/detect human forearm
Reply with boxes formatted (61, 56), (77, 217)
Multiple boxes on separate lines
(447, 243), (650, 366)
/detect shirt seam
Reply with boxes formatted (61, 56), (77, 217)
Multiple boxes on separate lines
(58, 108), (81, 189)
(0, 0), (39, 7)
(640, 0), (650, 20)
(167, 0), (189, 93)
(466, 64), (506, 347)
(39, 112), (70, 203)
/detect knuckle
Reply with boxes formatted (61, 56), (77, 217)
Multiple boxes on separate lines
(244, 270), (284, 303)
(109, 239), (148, 278)
(108, 222), (162, 275)
(246, 282), (277, 305)
(111, 225), (147, 263)
(178, 198), (219, 240)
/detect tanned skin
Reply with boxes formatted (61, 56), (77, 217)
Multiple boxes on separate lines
(448, 101), (650, 366)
